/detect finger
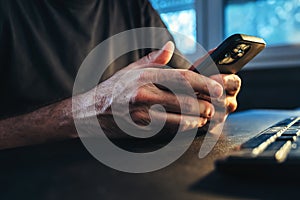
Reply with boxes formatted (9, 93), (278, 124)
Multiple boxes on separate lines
(127, 41), (175, 69)
(133, 85), (215, 118)
(138, 69), (223, 98)
(223, 74), (241, 96)
(210, 74), (241, 96)
(225, 95), (238, 113)
(148, 110), (208, 132)
(210, 95), (238, 114)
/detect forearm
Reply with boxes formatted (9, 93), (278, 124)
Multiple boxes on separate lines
(0, 98), (77, 150)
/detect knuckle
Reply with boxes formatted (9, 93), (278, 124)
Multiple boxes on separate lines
(175, 70), (195, 90)
(132, 87), (148, 103)
(146, 52), (155, 64)
(179, 70), (192, 82)
(131, 110), (150, 125)
(181, 70), (194, 78)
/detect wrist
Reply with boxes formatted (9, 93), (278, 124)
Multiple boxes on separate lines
(72, 83), (113, 120)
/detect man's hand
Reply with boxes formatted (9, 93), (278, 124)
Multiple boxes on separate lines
(0, 41), (241, 149)
(74, 41), (238, 138)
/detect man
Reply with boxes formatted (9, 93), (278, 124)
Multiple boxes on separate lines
(0, 0), (241, 149)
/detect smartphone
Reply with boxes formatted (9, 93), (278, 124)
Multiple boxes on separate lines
(192, 34), (266, 76)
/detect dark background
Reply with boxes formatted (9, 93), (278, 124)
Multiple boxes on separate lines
(236, 67), (300, 111)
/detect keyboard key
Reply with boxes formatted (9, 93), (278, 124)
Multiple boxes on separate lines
(291, 125), (300, 129)
(276, 135), (297, 141)
(262, 128), (281, 135)
(216, 116), (300, 177)
(267, 127), (285, 132)
(253, 141), (291, 163)
(251, 135), (279, 155)
(281, 129), (300, 136)
(292, 121), (300, 126)
(256, 141), (286, 160)
(241, 134), (276, 149)
(274, 141), (292, 162)
(274, 117), (297, 126)
(264, 141), (286, 151)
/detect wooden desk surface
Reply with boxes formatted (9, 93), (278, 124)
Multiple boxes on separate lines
(2, 109), (300, 200)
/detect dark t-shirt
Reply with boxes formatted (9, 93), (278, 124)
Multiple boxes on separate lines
(0, 0), (184, 118)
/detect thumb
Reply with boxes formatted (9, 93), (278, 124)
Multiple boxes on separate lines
(130, 41), (175, 69)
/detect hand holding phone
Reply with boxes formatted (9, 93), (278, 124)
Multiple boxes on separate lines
(191, 34), (266, 76)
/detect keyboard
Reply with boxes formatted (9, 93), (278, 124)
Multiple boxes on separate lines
(215, 116), (300, 178)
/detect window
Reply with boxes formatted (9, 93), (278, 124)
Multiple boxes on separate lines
(225, 0), (300, 46)
(149, 0), (227, 62)
(150, 0), (300, 69)
(224, 0), (300, 69)
(149, 0), (197, 54)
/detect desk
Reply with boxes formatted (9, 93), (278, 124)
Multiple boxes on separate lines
(2, 109), (300, 200)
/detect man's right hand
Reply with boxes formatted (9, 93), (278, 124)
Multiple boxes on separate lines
(73, 41), (224, 138)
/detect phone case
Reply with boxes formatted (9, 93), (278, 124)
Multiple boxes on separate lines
(193, 34), (266, 76)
